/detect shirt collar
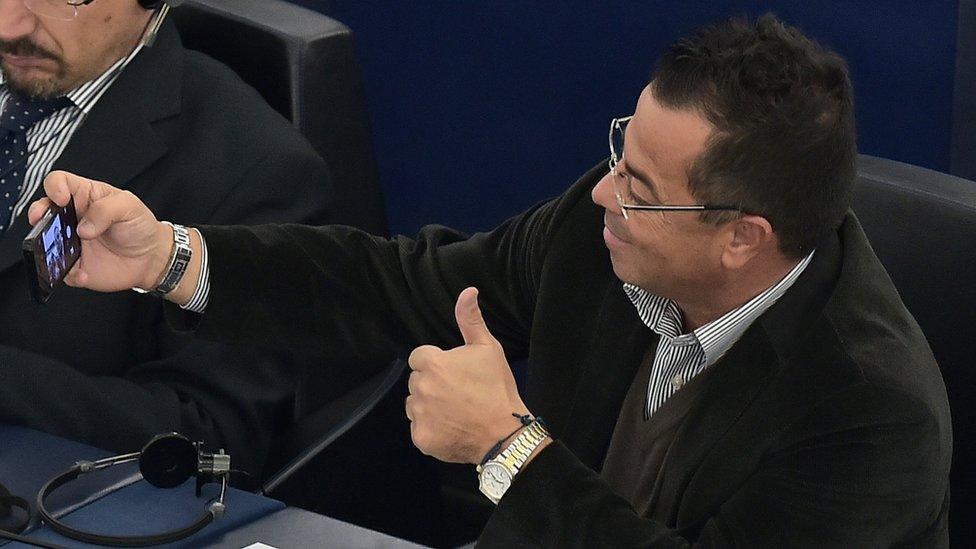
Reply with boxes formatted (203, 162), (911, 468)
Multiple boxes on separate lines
(624, 250), (815, 366)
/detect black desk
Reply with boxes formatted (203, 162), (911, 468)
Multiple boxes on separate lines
(0, 425), (425, 548)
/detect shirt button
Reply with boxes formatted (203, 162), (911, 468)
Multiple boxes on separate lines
(671, 375), (685, 390)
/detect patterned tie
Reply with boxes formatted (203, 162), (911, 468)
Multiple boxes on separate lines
(0, 93), (72, 233)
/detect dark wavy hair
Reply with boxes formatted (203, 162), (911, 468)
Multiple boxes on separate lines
(651, 13), (857, 258)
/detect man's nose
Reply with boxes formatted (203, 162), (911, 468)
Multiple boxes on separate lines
(0, 1), (37, 42)
(591, 172), (622, 215)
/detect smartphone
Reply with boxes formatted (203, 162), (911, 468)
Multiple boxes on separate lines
(22, 197), (82, 304)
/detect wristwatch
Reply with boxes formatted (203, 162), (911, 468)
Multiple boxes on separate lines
(477, 420), (549, 504)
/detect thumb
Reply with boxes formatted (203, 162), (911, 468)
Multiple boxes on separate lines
(455, 287), (496, 346)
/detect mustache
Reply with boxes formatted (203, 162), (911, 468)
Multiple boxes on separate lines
(0, 38), (59, 61)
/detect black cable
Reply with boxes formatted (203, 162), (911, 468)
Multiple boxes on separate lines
(0, 479), (69, 549)
(1, 479), (31, 535)
(36, 463), (217, 547)
(0, 529), (70, 549)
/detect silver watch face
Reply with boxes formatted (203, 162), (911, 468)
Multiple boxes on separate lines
(479, 461), (513, 502)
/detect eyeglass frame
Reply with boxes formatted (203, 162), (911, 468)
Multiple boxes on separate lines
(608, 115), (744, 220)
(24, 0), (96, 21)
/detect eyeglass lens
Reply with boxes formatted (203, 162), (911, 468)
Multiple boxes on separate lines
(611, 118), (627, 163)
(609, 119), (642, 217)
(611, 171), (639, 220)
(23, 0), (79, 21)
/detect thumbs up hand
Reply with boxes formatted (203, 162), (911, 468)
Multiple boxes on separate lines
(406, 287), (531, 464)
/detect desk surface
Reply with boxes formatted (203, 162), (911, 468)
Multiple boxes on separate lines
(0, 425), (426, 548)
(200, 507), (427, 548)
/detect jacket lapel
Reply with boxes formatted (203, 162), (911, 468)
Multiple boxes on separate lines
(0, 21), (183, 275)
(651, 227), (843, 528)
(561, 278), (659, 470)
(649, 324), (777, 525)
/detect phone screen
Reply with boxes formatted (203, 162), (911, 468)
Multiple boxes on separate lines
(22, 198), (82, 303)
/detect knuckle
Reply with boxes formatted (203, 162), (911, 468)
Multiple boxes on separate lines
(408, 345), (442, 370)
(409, 399), (424, 418)
(412, 376), (431, 397)
(407, 346), (426, 367)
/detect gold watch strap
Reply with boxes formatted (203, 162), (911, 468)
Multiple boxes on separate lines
(496, 420), (549, 474)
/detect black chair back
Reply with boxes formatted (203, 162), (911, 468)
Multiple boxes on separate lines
(171, 0), (388, 235)
(170, 3), (424, 541)
(852, 154), (976, 544)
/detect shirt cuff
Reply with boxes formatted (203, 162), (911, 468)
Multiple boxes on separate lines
(179, 227), (210, 313)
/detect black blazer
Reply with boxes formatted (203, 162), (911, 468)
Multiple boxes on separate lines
(0, 22), (333, 476)
(184, 162), (950, 546)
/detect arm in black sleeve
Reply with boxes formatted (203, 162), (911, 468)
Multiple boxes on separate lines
(177, 165), (593, 364)
(478, 385), (947, 548)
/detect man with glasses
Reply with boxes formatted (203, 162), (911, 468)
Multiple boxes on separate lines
(0, 0), (333, 478)
(31, 14), (950, 546)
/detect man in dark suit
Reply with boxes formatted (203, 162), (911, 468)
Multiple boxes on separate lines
(0, 1), (332, 476)
(33, 14), (950, 546)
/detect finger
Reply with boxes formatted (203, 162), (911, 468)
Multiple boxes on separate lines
(77, 190), (141, 240)
(407, 371), (419, 395)
(405, 395), (415, 422)
(30, 174), (97, 229)
(408, 344), (442, 371)
(27, 197), (55, 226)
(410, 422), (433, 456)
(30, 171), (86, 225)
(40, 171), (76, 208)
(43, 171), (121, 217)
(42, 171), (94, 210)
(63, 262), (85, 287)
(64, 251), (100, 288)
(410, 421), (428, 455)
(455, 287), (496, 346)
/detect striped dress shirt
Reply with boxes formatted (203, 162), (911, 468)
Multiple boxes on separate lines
(624, 251), (814, 419)
(0, 45), (143, 227)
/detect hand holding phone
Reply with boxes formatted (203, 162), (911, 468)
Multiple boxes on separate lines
(29, 171), (179, 295)
(22, 197), (82, 304)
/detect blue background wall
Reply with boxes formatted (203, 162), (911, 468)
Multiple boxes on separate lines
(953, 0), (975, 178)
(289, 1), (961, 236)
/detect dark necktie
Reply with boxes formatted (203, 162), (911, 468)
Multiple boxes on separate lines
(0, 93), (72, 233)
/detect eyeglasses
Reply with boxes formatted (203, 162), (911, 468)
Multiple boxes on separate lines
(608, 115), (741, 220)
(23, 0), (95, 21)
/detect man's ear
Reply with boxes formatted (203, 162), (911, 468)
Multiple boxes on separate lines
(720, 215), (775, 270)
